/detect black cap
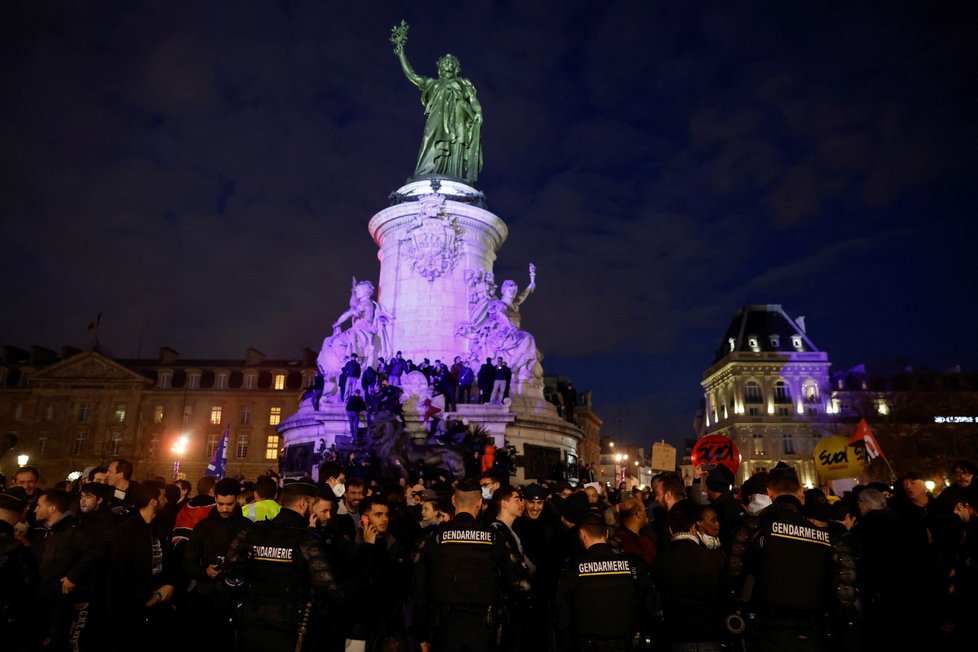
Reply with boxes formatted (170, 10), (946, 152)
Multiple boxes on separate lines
(281, 481), (318, 498)
(523, 483), (547, 501)
(706, 465), (735, 491)
(769, 461), (799, 483)
(0, 491), (27, 512)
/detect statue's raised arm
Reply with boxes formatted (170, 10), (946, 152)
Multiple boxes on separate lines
(390, 20), (484, 184)
(390, 21), (423, 88)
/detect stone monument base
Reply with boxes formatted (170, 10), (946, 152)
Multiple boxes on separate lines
(279, 391), (581, 484)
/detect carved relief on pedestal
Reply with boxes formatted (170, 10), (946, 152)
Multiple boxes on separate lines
(402, 195), (463, 282)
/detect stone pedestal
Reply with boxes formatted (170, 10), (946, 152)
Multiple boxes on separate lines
(368, 180), (507, 365)
(280, 177), (583, 481)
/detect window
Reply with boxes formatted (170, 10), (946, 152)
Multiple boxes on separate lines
(245, 375), (256, 390)
(752, 433), (765, 456)
(773, 380), (791, 404)
(769, 335), (780, 348)
(748, 407), (760, 416)
(747, 336), (759, 351)
(71, 432), (87, 456)
(269, 407), (282, 426)
(159, 372), (171, 389)
(266, 434), (280, 460)
(236, 434), (249, 459)
(802, 381), (819, 403)
(210, 406), (223, 425)
(38, 436), (48, 455)
(216, 374), (228, 389)
(876, 399), (890, 416)
(240, 406), (251, 425)
(791, 335), (803, 350)
(777, 406), (790, 416)
(274, 374), (285, 390)
(182, 405), (193, 425)
(188, 374), (200, 389)
(744, 381), (763, 404)
(153, 405), (165, 424)
(13, 403), (23, 422)
(207, 433), (220, 458)
(807, 407), (818, 416)
(783, 433), (795, 455)
(79, 403), (92, 423)
(108, 432), (122, 456)
(114, 404), (127, 423)
(45, 404), (54, 421)
(728, 338), (736, 352)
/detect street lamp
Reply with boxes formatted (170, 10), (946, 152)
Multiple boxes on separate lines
(17, 454), (29, 467)
(171, 434), (189, 480)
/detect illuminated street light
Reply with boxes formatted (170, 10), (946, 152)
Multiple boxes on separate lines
(615, 453), (622, 462)
(17, 454), (29, 467)
(171, 435), (189, 456)
(171, 434), (189, 480)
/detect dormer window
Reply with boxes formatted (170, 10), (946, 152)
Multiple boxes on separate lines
(769, 335), (780, 348)
(728, 338), (736, 352)
(188, 373), (200, 389)
(158, 372), (171, 389)
(747, 336), (760, 352)
(791, 335), (803, 350)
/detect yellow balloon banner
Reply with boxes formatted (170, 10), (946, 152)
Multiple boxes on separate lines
(813, 435), (865, 480)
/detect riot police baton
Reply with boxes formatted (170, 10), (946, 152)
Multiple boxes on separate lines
(295, 600), (313, 652)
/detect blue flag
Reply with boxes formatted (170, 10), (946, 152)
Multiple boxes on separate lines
(205, 425), (229, 478)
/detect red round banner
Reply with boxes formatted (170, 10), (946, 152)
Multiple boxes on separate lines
(691, 434), (741, 476)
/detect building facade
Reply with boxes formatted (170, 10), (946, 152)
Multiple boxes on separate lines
(828, 364), (978, 481)
(700, 305), (978, 486)
(700, 305), (834, 486)
(0, 345), (316, 483)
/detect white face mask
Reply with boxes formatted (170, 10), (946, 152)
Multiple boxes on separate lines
(332, 482), (346, 498)
(481, 487), (493, 501)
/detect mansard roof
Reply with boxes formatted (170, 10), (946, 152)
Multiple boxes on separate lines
(713, 304), (820, 363)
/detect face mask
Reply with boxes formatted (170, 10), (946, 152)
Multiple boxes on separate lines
(332, 483), (345, 498)
(481, 487), (493, 500)
(697, 532), (721, 549)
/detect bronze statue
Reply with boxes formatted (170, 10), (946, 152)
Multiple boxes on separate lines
(391, 21), (483, 184)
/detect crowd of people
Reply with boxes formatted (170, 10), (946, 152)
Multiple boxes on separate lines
(314, 351), (519, 431)
(313, 350), (580, 437)
(1, 454), (976, 652)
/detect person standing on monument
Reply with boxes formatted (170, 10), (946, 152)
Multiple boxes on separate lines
(490, 357), (512, 404)
(343, 354), (362, 404)
(391, 21), (483, 184)
(477, 357), (495, 404)
(389, 351), (406, 387)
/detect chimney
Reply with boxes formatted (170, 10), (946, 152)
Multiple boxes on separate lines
(245, 348), (266, 366)
(795, 316), (806, 333)
(158, 347), (180, 365)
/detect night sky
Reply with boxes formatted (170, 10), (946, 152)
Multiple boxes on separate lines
(3, 2), (976, 449)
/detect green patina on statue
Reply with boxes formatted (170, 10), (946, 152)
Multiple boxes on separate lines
(391, 21), (483, 184)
